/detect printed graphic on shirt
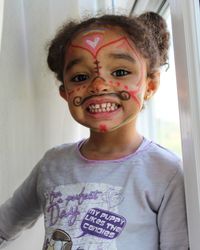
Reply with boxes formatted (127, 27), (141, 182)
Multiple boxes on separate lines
(45, 229), (72, 250)
(44, 183), (126, 250)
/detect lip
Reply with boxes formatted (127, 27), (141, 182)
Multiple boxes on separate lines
(86, 106), (122, 119)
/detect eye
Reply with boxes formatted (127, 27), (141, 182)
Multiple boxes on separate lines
(112, 69), (131, 77)
(71, 74), (89, 82)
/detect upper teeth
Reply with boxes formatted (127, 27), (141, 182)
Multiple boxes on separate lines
(88, 103), (119, 113)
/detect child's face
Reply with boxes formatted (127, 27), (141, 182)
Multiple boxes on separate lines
(61, 26), (157, 133)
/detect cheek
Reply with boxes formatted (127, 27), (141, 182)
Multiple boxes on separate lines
(110, 80), (144, 108)
(128, 89), (144, 108)
(67, 84), (87, 100)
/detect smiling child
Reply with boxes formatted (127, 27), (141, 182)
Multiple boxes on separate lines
(0, 12), (189, 250)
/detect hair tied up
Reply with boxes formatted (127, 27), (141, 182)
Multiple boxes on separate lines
(138, 12), (170, 66)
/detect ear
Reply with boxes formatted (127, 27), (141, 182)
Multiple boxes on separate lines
(59, 85), (68, 102)
(144, 71), (160, 100)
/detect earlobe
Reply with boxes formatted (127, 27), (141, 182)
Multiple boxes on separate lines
(59, 85), (68, 102)
(144, 72), (160, 100)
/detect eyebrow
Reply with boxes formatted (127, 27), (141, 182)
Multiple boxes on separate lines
(108, 53), (136, 63)
(65, 57), (83, 72)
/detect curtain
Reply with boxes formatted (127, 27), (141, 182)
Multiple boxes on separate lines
(0, 1), (98, 249)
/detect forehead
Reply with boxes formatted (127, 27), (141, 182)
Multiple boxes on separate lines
(65, 26), (142, 61)
(72, 26), (125, 44)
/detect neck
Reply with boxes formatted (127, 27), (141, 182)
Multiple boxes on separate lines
(80, 122), (143, 160)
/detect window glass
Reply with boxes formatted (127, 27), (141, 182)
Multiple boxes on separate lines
(0, 0), (5, 51)
(138, 12), (182, 157)
(153, 13), (182, 157)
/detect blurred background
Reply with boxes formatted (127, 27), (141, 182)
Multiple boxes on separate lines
(0, 0), (181, 249)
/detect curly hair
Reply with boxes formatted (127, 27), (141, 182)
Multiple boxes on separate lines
(47, 12), (170, 83)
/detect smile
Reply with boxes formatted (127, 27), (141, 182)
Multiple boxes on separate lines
(87, 102), (120, 113)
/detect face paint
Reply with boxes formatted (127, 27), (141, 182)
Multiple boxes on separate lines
(71, 36), (128, 59)
(81, 28), (107, 36)
(63, 27), (149, 133)
(85, 37), (101, 48)
(124, 85), (129, 90)
(67, 35), (144, 103)
(99, 124), (108, 133)
(67, 90), (74, 98)
(93, 60), (101, 75)
(107, 80), (142, 108)
(72, 91), (131, 107)
(71, 33), (104, 58)
(129, 90), (141, 108)
(68, 36), (144, 87)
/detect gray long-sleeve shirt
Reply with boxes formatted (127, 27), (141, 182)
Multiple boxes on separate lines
(0, 138), (189, 249)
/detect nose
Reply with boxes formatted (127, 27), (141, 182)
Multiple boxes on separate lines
(88, 76), (110, 94)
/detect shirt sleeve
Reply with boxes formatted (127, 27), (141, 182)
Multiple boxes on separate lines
(158, 167), (189, 250)
(0, 163), (43, 247)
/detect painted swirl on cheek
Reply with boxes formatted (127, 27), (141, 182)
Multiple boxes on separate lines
(120, 91), (131, 101)
(73, 96), (82, 106)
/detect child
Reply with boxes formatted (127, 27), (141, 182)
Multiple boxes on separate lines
(0, 12), (189, 249)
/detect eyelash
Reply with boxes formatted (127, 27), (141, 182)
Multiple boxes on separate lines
(70, 69), (131, 83)
(71, 74), (89, 82)
(111, 69), (131, 77)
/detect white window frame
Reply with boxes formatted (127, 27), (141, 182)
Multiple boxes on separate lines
(169, 0), (200, 249)
(0, 0), (5, 52)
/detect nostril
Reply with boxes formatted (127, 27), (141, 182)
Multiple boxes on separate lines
(89, 90), (95, 94)
(89, 88), (108, 94)
(102, 88), (108, 92)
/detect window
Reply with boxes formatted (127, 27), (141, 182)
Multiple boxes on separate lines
(154, 13), (182, 157)
(0, 0), (4, 52)
(138, 11), (182, 157)
(169, 0), (200, 248)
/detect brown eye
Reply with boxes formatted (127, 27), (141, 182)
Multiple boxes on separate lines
(112, 69), (131, 77)
(71, 74), (89, 82)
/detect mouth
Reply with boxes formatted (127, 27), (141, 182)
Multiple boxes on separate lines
(86, 102), (121, 114)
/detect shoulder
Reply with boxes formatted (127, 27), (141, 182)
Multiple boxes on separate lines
(133, 140), (185, 208)
(137, 139), (183, 184)
(33, 141), (82, 192)
(142, 139), (182, 168)
(43, 141), (79, 160)
(34, 141), (81, 174)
